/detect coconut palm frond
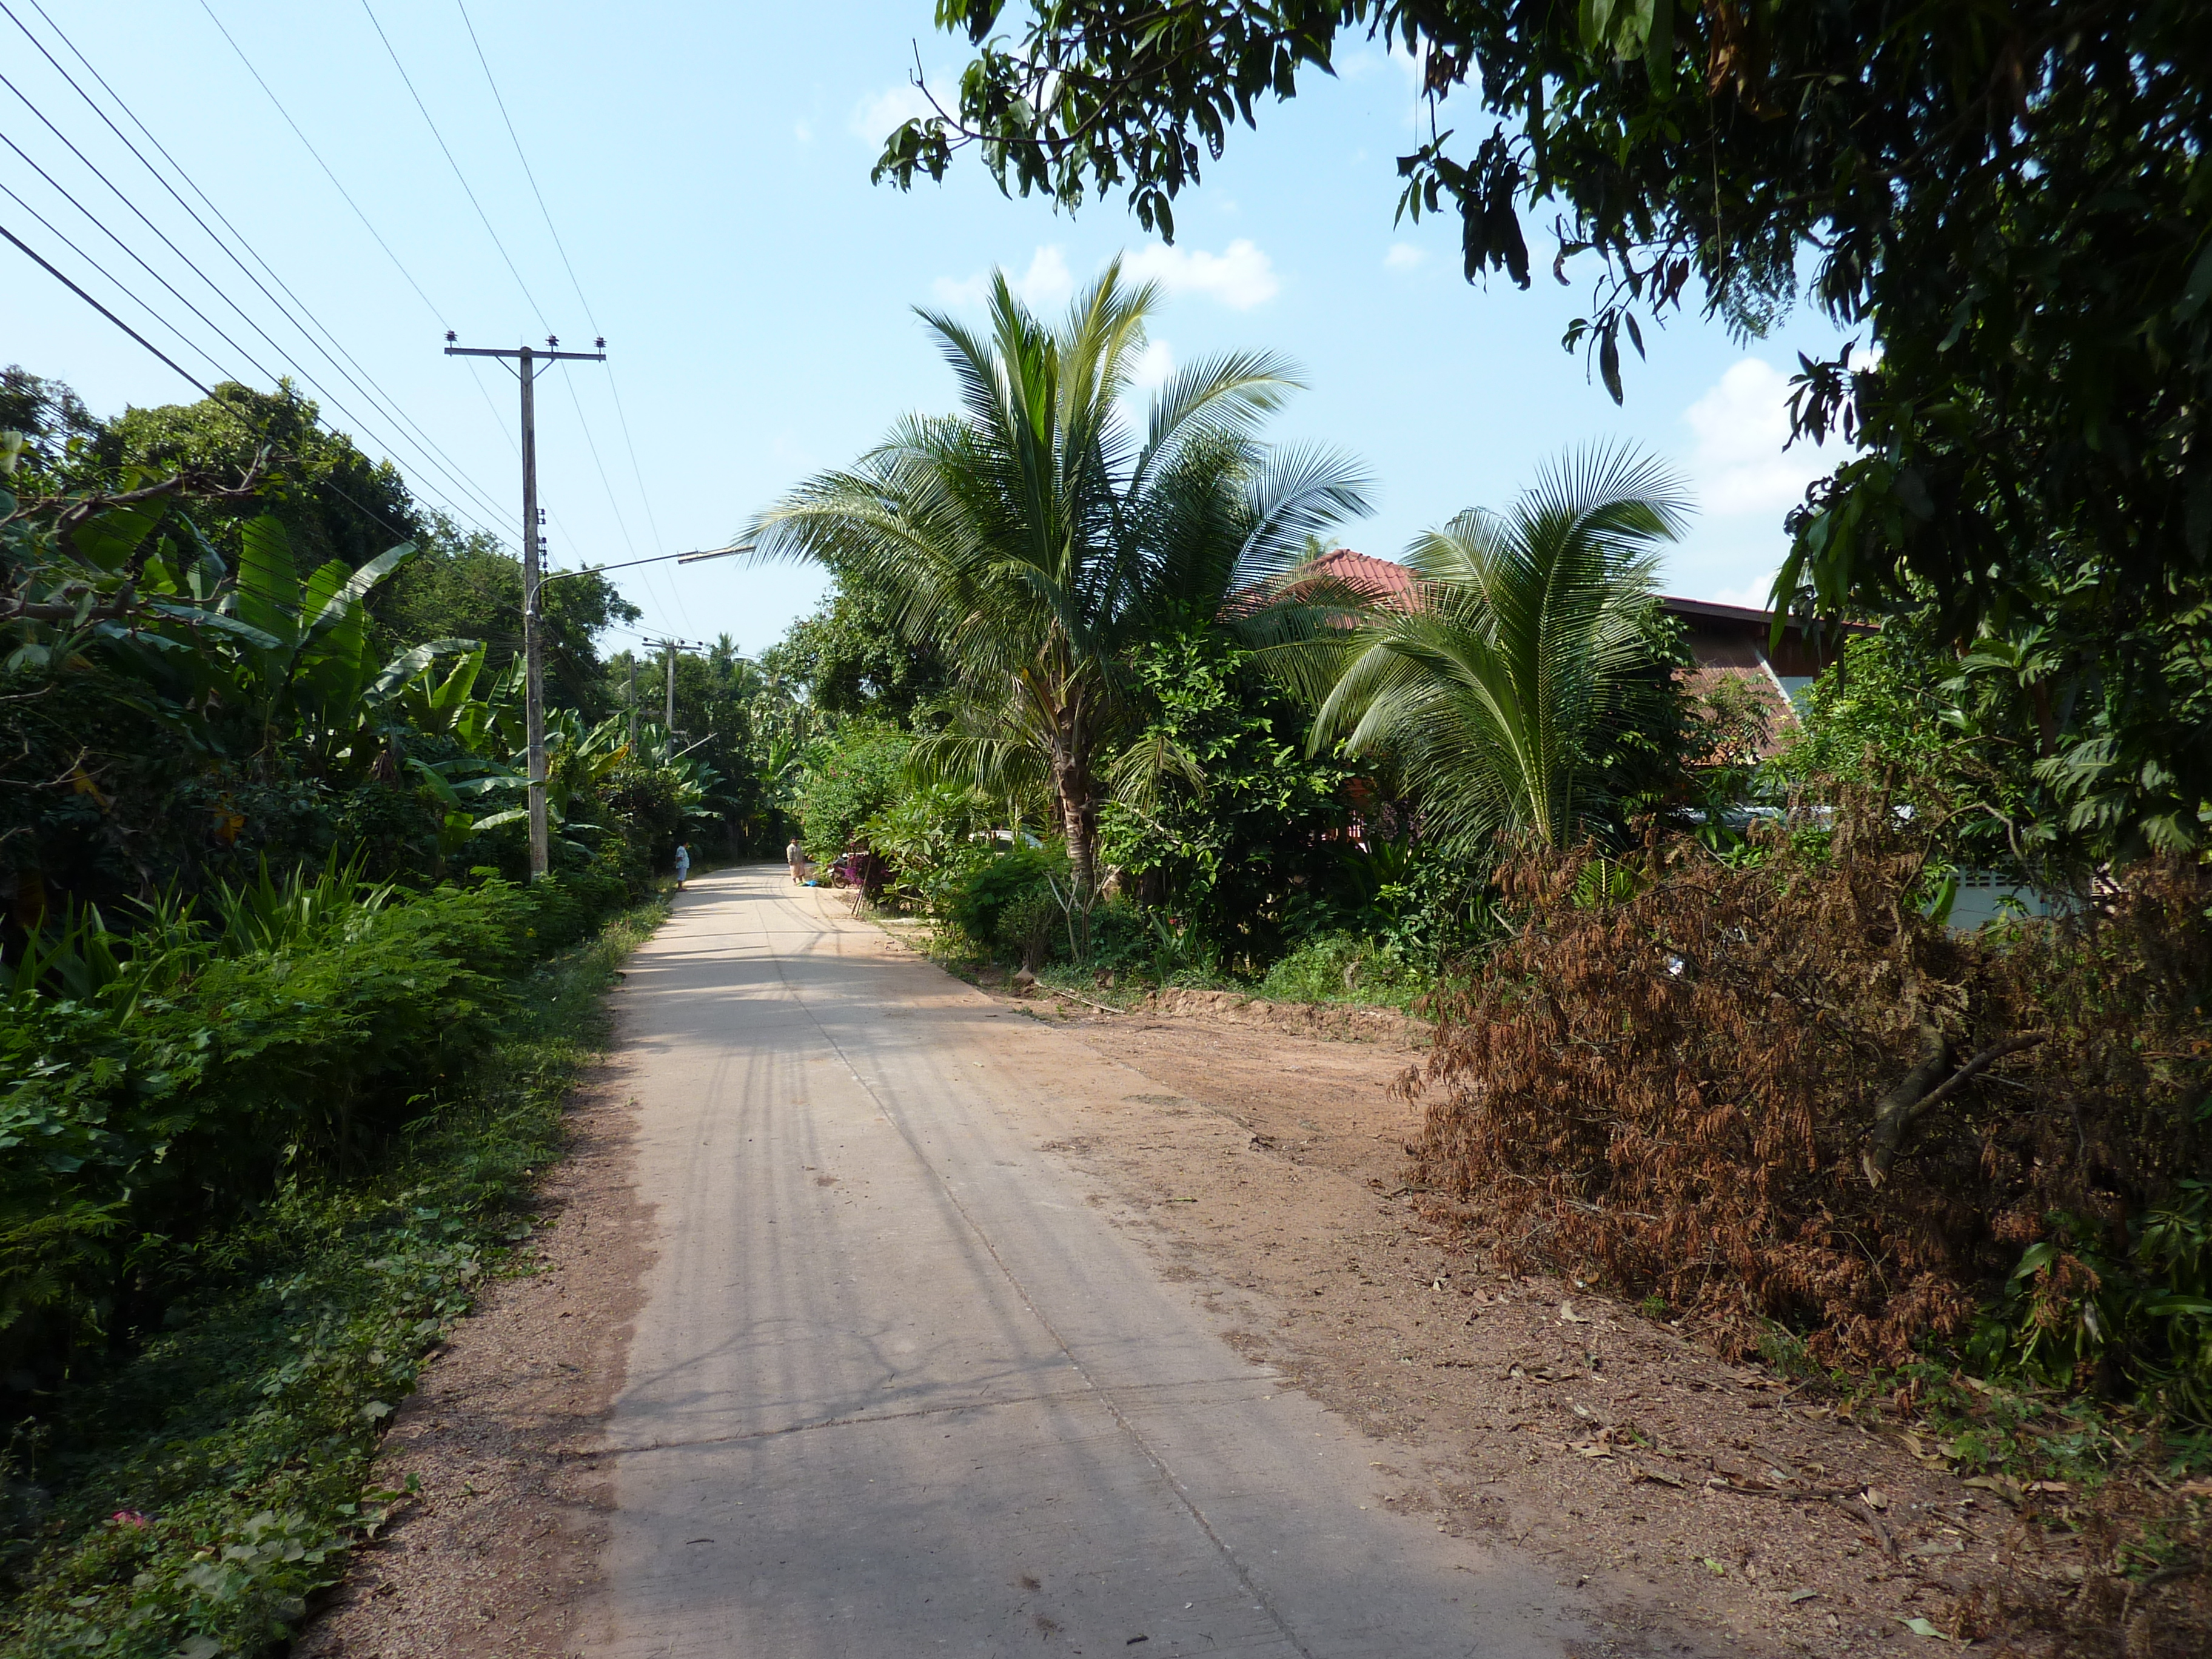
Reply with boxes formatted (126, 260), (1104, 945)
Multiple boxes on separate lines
(1106, 728), (1208, 814)
(745, 258), (1372, 895)
(1312, 444), (1687, 853)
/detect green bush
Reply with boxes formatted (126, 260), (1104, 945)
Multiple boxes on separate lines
(1096, 629), (1353, 962)
(1084, 902), (1224, 987)
(791, 723), (910, 864)
(597, 761), (691, 879)
(946, 846), (1066, 966)
(0, 899), (660, 1659)
(1256, 931), (1427, 1008)
(0, 870), (632, 1385)
(1968, 1184), (2212, 1423)
(857, 782), (994, 913)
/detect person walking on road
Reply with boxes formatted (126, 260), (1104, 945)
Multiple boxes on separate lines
(672, 842), (690, 890)
(785, 836), (807, 883)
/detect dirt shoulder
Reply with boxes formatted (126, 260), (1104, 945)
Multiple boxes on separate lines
(293, 1051), (653, 1659)
(989, 990), (2023, 1657)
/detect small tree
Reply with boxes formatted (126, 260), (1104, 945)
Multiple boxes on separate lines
(749, 259), (1367, 902)
(1309, 446), (1688, 854)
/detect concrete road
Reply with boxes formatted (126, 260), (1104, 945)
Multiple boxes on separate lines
(581, 866), (1595, 1658)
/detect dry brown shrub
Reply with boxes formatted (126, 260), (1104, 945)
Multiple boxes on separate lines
(1411, 797), (2212, 1367)
(1958, 1478), (2212, 1657)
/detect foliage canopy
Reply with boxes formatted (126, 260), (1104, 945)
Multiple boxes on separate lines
(880, 1), (2212, 855)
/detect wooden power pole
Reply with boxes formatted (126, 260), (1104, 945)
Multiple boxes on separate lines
(628, 653), (640, 751)
(444, 332), (606, 878)
(665, 639), (678, 738)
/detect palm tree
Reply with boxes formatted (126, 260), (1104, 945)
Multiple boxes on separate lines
(1308, 444), (1690, 853)
(748, 260), (1369, 897)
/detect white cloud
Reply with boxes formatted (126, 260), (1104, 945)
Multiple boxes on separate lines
(1384, 242), (1424, 271)
(850, 78), (937, 142)
(1127, 339), (1176, 392)
(1120, 238), (1279, 309)
(792, 119), (814, 144)
(1681, 358), (1831, 518)
(931, 245), (1076, 312)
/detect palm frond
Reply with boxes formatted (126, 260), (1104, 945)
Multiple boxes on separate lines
(1310, 446), (1684, 852)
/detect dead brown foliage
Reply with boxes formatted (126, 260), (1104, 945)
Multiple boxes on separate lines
(1962, 1478), (2212, 1657)
(1411, 803), (2212, 1369)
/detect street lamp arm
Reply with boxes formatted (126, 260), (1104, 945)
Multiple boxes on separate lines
(536, 543), (753, 587)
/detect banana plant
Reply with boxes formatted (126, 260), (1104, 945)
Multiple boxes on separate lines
(395, 641), (520, 756)
(221, 516), (476, 764)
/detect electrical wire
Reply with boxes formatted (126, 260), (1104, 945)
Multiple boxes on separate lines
(357, 0), (548, 332)
(354, 0), (674, 632)
(1, 220), (211, 396)
(8, 0), (515, 542)
(0, 119), (286, 384)
(0, 84), (512, 547)
(0, 174), (232, 382)
(2, 176), (467, 559)
(195, 0), (445, 329)
(6, 214), (438, 556)
(195, 1), (535, 511)
(0, 101), (512, 549)
(12, 0), (679, 638)
(450, 0), (689, 629)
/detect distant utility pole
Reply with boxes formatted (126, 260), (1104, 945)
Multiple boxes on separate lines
(628, 654), (640, 752)
(443, 332), (607, 879)
(665, 639), (679, 737)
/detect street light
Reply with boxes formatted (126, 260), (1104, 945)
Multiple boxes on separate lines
(535, 541), (752, 588)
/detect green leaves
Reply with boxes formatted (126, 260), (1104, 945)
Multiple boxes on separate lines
(1310, 443), (1684, 854)
(234, 515), (300, 652)
(897, 2), (2212, 859)
(752, 258), (1369, 893)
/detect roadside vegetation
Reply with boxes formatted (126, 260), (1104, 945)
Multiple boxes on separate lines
(0, 386), (732, 1654)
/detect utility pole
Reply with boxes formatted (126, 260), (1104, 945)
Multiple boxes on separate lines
(444, 332), (606, 879)
(628, 653), (639, 751)
(665, 639), (678, 738)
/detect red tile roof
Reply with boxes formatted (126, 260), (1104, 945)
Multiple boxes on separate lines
(1300, 548), (1416, 606)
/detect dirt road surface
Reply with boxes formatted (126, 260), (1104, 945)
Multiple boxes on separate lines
(575, 865), (1646, 1658)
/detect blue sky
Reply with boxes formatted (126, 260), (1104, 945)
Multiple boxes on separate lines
(4, 1), (1855, 657)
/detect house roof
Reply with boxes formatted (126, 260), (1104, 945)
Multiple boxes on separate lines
(1293, 552), (1864, 664)
(1303, 547), (1416, 606)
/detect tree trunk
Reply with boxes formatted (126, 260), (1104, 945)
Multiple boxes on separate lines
(1862, 1030), (2048, 1187)
(1057, 769), (1099, 902)
(1862, 1023), (1952, 1187)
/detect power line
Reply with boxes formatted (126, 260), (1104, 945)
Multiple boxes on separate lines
(194, 0), (444, 327)
(13, 0), (517, 538)
(0, 79), (512, 547)
(193, 1), (540, 529)
(355, 0), (661, 625)
(1, 167), (480, 553)
(452, 0), (588, 328)
(4, 215), (440, 555)
(358, 0), (548, 330)
(449, 0), (685, 628)
(0, 220), (211, 396)
(0, 173), (230, 382)
(0, 120), (286, 384)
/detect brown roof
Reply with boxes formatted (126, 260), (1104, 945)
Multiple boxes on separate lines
(1659, 594), (1871, 680)
(1287, 554), (1864, 677)
(1303, 548), (1416, 606)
